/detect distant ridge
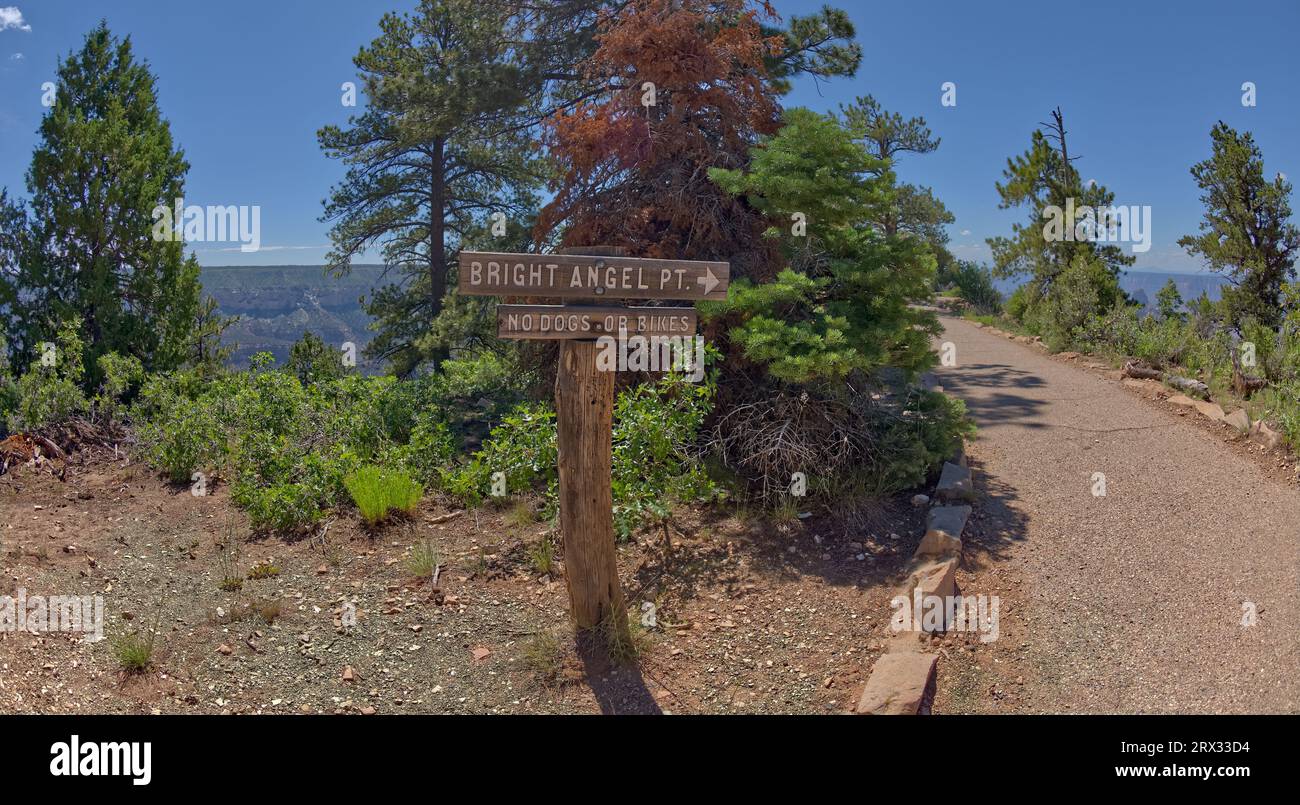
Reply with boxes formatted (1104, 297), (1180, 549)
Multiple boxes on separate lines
(199, 264), (389, 370)
(993, 269), (1226, 313)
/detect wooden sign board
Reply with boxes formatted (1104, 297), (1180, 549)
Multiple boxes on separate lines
(459, 251), (729, 301)
(498, 304), (697, 341)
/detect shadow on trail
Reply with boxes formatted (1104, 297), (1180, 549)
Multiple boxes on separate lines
(937, 362), (1050, 429)
(958, 456), (1030, 570)
(626, 498), (930, 617)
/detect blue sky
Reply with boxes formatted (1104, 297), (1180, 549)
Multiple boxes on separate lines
(1, 0), (1297, 272)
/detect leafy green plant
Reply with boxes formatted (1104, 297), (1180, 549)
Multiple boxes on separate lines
(611, 372), (718, 538)
(6, 317), (89, 433)
(442, 404), (557, 508)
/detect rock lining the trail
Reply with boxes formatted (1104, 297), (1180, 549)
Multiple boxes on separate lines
(855, 461), (973, 715)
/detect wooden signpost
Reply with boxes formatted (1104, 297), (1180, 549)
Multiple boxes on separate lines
(458, 250), (729, 301)
(458, 247), (728, 641)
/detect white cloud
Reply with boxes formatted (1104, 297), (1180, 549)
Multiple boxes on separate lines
(959, 229), (971, 236)
(8, 51), (22, 61)
(199, 244), (326, 253)
(0, 7), (31, 32)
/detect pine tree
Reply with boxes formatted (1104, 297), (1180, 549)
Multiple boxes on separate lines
(0, 22), (203, 386)
(318, 0), (545, 375)
(1155, 278), (1185, 322)
(987, 108), (1131, 332)
(537, 0), (858, 280)
(708, 108), (938, 384)
(840, 94), (954, 249)
(1178, 122), (1299, 329)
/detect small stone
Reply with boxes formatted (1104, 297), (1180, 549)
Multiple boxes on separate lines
(216, 644), (233, 656)
(910, 494), (930, 507)
(341, 665), (356, 682)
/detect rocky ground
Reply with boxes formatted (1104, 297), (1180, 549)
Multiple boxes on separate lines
(1, 457), (930, 715)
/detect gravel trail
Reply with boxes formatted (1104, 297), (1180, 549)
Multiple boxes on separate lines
(933, 315), (1299, 713)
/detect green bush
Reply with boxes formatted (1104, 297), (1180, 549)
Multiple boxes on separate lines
(6, 318), (90, 433)
(442, 404), (557, 508)
(938, 259), (1002, 314)
(286, 332), (352, 385)
(612, 372), (719, 538)
(344, 465), (423, 526)
(868, 390), (973, 495)
(94, 352), (145, 420)
(135, 394), (229, 483)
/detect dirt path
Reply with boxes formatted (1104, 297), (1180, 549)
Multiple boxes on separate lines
(931, 315), (1299, 714)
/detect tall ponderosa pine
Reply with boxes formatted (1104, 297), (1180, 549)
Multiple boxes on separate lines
(1178, 122), (1299, 329)
(987, 108), (1132, 335)
(0, 22), (202, 385)
(319, 0), (545, 375)
(841, 94), (954, 256)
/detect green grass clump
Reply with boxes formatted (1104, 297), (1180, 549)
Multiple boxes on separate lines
(406, 539), (440, 579)
(528, 534), (555, 576)
(344, 465), (423, 527)
(112, 631), (156, 674)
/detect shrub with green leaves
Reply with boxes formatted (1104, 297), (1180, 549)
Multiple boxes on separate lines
(442, 404), (557, 508)
(135, 393), (229, 483)
(937, 259), (1002, 314)
(344, 465), (423, 526)
(287, 331), (352, 385)
(612, 372), (719, 538)
(7, 318), (91, 433)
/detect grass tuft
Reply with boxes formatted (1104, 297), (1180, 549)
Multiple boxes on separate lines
(528, 534), (555, 576)
(344, 465), (423, 527)
(246, 560), (281, 580)
(112, 631), (156, 674)
(405, 538), (440, 580)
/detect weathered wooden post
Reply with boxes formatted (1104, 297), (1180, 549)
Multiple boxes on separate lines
(554, 337), (624, 631)
(553, 246), (625, 635)
(457, 246), (728, 646)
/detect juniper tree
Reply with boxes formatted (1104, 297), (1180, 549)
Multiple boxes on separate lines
(0, 22), (203, 387)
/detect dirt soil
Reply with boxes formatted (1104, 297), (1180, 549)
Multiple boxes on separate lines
(1, 457), (930, 715)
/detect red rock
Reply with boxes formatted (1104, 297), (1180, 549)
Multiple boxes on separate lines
(854, 652), (938, 715)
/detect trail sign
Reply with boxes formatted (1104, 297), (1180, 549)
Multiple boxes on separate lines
(497, 304), (697, 340)
(460, 247), (726, 648)
(458, 250), (729, 301)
